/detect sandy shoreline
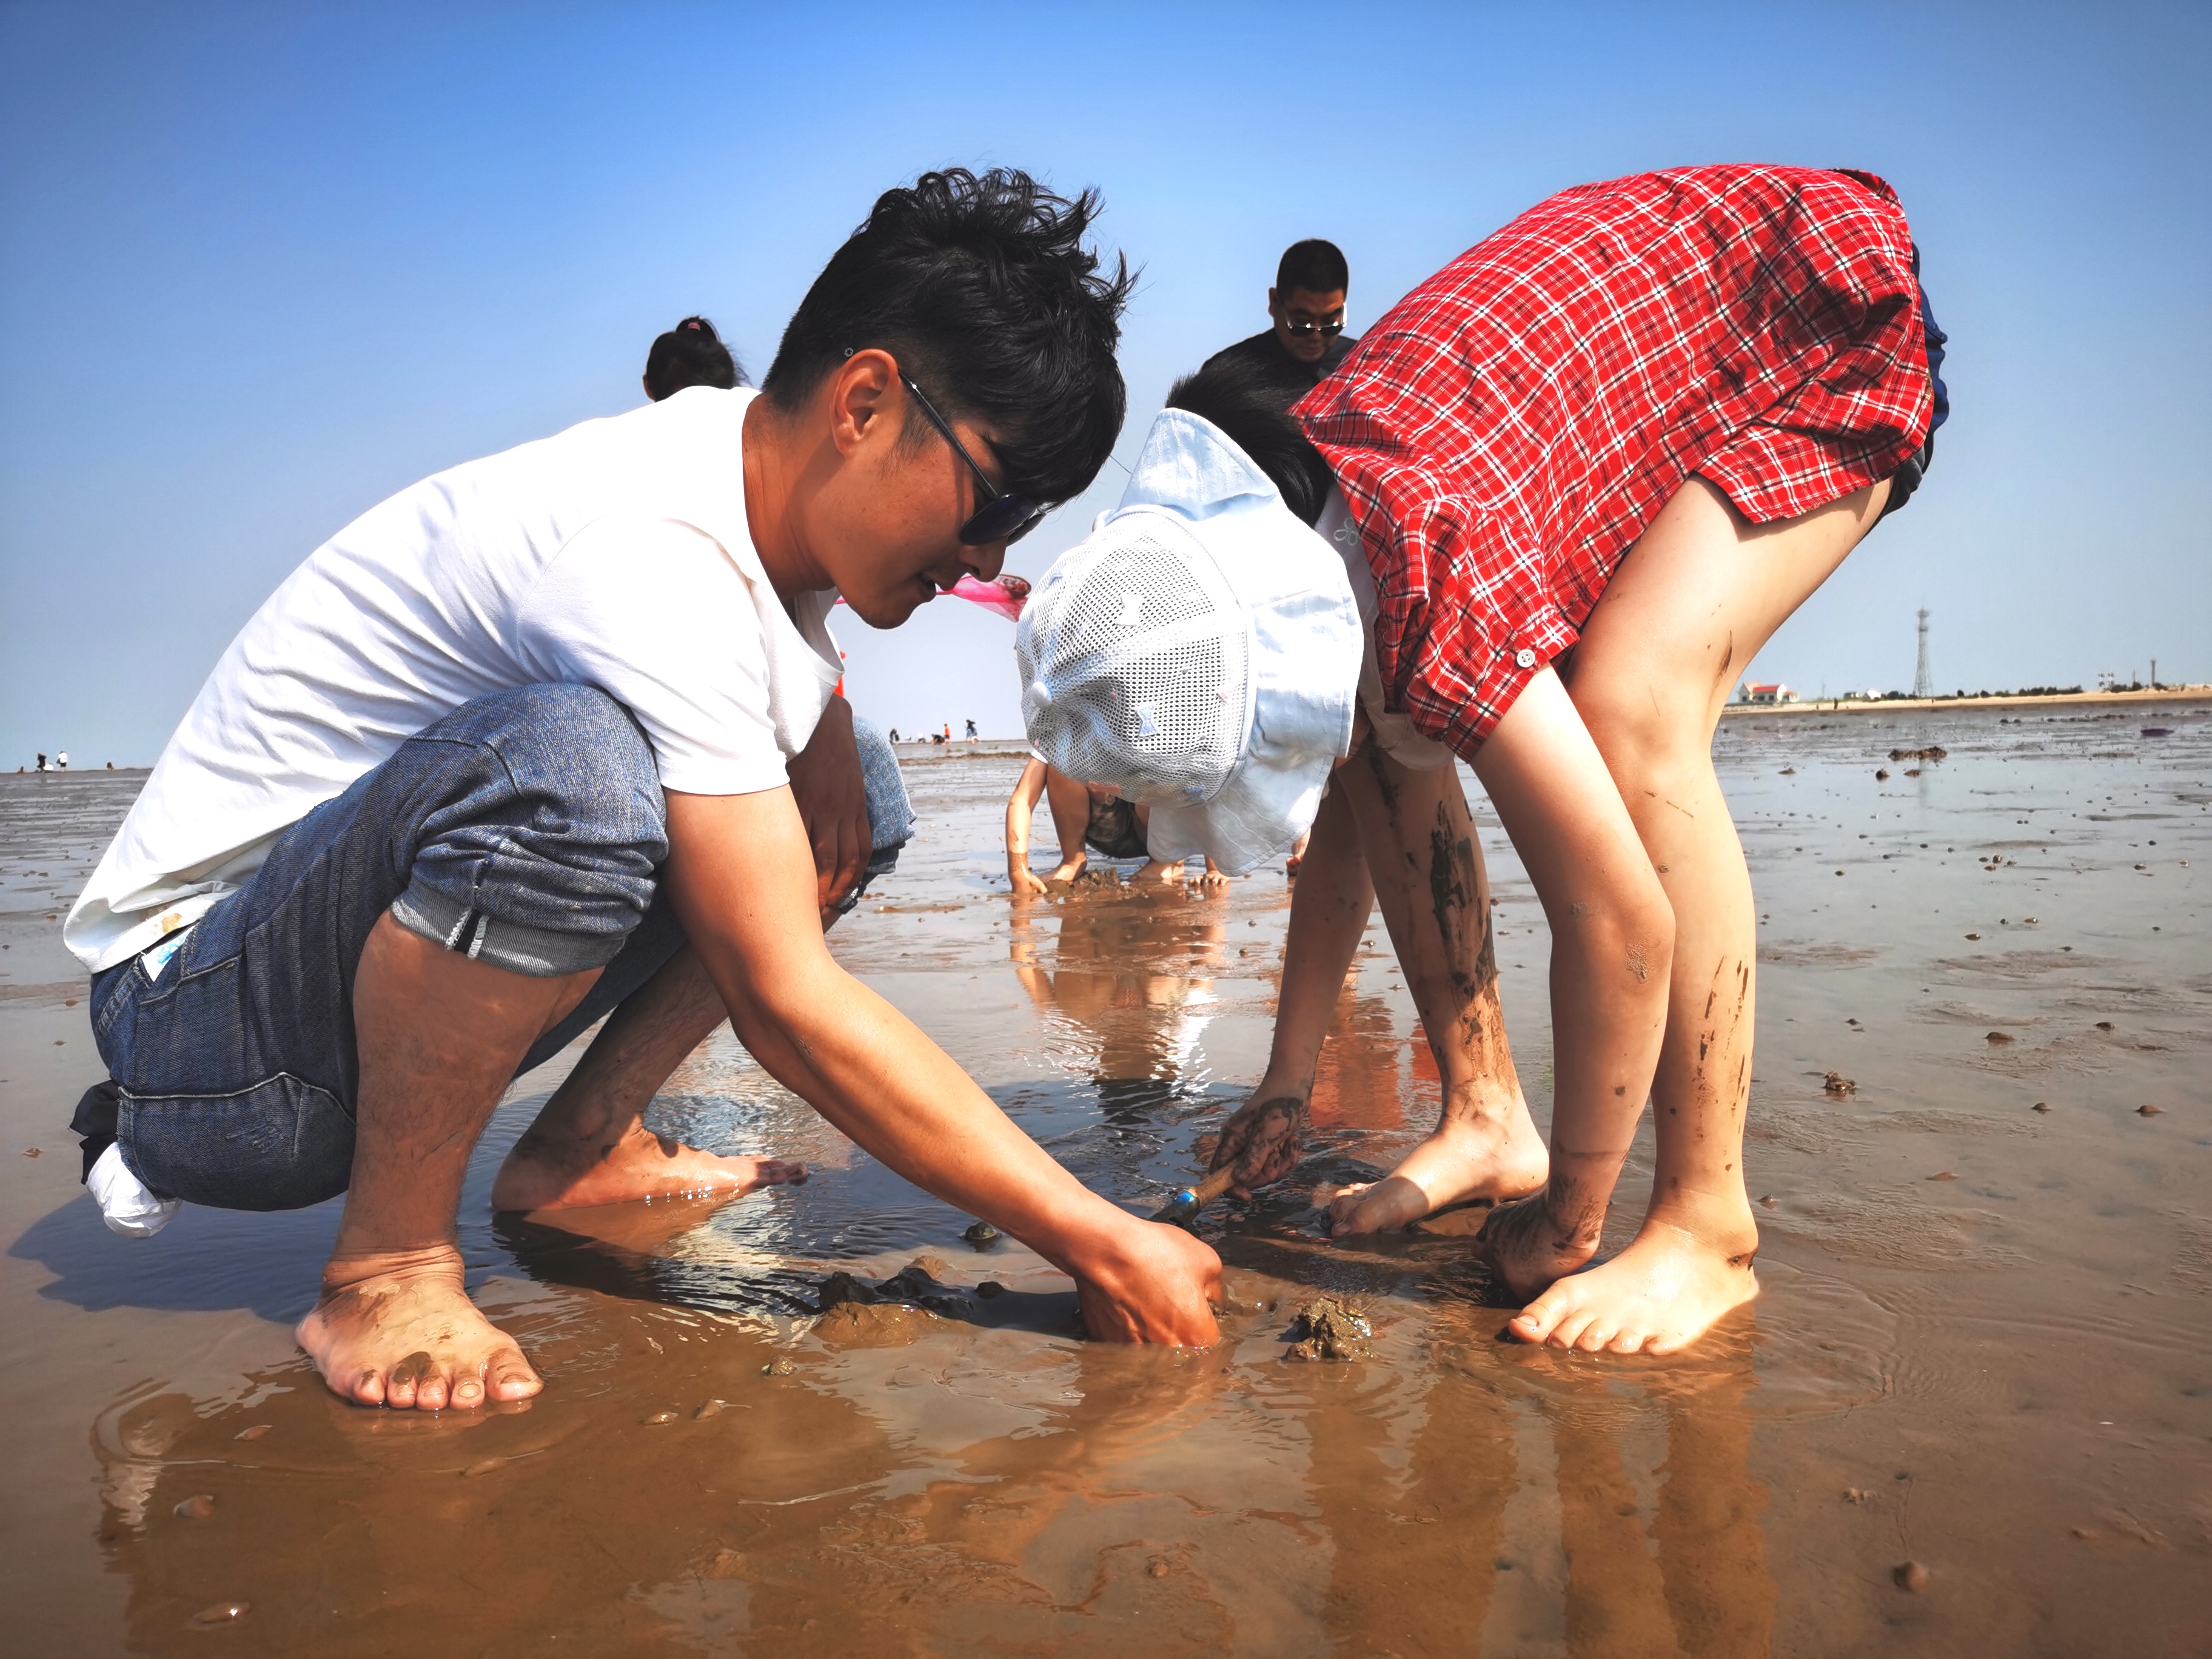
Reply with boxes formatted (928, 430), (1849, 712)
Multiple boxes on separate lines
(1721, 683), (2212, 718)
(2, 702), (2207, 1654)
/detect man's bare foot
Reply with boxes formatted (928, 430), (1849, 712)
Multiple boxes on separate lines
(1131, 859), (1185, 885)
(1496, 1198), (1760, 1355)
(1327, 1104), (1548, 1236)
(491, 1119), (805, 1212)
(1045, 856), (1087, 885)
(297, 1245), (541, 1410)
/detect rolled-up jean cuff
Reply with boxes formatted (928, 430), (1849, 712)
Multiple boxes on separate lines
(389, 883), (630, 978)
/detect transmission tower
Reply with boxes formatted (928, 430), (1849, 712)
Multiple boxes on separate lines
(1911, 607), (1934, 699)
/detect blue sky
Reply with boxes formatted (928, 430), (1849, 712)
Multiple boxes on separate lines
(2, 1), (2207, 761)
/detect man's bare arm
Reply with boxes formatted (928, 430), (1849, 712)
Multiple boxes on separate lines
(663, 785), (1221, 1343)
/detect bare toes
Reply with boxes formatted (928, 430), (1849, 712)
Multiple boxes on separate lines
(450, 1372), (486, 1407)
(384, 1353), (431, 1407)
(489, 1350), (542, 1401)
(1509, 1303), (1561, 1345)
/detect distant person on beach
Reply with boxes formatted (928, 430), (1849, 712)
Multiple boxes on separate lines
(1004, 760), (1229, 894)
(66, 168), (1221, 1415)
(1201, 238), (1356, 400)
(55, 751), (69, 769)
(35, 752), (47, 772)
(1022, 165), (1947, 1356)
(964, 718), (977, 739)
(643, 315), (743, 401)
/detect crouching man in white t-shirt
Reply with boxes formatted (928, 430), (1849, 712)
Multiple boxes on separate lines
(63, 169), (1223, 1412)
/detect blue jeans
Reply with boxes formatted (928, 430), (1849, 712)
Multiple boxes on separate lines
(86, 685), (913, 1212)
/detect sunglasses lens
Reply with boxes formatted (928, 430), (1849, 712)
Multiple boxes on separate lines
(959, 494), (1042, 546)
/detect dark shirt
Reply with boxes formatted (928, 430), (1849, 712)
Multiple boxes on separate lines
(1202, 327), (1357, 401)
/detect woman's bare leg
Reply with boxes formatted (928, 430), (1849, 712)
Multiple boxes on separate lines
(1208, 779), (1374, 1193)
(1500, 474), (1889, 1353)
(1326, 744), (1547, 1234)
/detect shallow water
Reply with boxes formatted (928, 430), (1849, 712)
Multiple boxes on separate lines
(2, 703), (2208, 1655)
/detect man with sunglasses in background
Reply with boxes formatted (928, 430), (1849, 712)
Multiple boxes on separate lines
(1202, 238), (1357, 399)
(65, 169), (1225, 1416)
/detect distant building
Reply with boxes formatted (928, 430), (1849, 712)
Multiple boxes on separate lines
(1738, 681), (1796, 705)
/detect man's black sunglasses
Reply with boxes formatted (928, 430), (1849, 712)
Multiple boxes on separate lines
(1282, 317), (1346, 338)
(900, 374), (1047, 546)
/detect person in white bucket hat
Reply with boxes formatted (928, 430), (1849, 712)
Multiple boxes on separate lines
(1024, 163), (1946, 1359)
(1016, 398), (1364, 878)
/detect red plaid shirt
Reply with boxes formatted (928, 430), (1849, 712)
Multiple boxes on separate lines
(1295, 165), (1934, 757)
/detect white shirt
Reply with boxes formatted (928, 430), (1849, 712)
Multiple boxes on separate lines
(66, 386), (842, 973)
(1315, 487), (1453, 773)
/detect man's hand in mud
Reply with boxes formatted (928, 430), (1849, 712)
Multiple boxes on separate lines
(1193, 860), (1232, 890)
(1008, 859), (1050, 899)
(1207, 1094), (1307, 1200)
(1073, 1220), (1223, 1345)
(787, 696), (869, 912)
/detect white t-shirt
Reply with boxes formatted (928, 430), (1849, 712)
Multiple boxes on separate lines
(66, 386), (842, 973)
(1314, 488), (1453, 773)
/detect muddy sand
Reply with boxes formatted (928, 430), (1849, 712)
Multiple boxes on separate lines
(2, 705), (2207, 1655)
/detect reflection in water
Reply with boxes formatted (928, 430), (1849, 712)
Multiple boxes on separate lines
(1007, 888), (1228, 1102)
(86, 1259), (1781, 1656)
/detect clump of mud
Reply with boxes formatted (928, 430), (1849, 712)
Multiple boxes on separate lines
(814, 1258), (970, 1346)
(1052, 867), (1122, 893)
(1888, 745), (1948, 762)
(1824, 1071), (1857, 1097)
(1282, 1295), (1373, 1362)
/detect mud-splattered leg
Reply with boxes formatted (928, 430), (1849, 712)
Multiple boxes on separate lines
(1492, 474), (1890, 1353)
(1323, 742), (1547, 1235)
(1208, 778), (1373, 1194)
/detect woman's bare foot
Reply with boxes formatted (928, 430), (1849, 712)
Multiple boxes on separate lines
(1495, 1196), (1761, 1355)
(491, 1119), (805, 1212)
(1327, 1102), (1549, 1236)
(297, 1245), (541, 1410)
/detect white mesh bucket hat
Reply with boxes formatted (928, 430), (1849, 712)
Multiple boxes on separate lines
(1016, 407), (1362, 875)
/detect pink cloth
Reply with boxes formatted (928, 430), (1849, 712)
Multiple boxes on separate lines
(837, 575), (1029, 622)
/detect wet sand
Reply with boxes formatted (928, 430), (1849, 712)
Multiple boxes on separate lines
(2, 706), (2207, 1655)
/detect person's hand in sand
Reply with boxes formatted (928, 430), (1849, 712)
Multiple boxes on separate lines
(1019, 167), (1946, 1355)
(668, 787), (1221, 1349)
(1005, 757), (1092, 893)
(1207, 1094), (1306, 1199)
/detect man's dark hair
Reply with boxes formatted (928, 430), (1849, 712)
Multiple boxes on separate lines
(1276, 238), (1349, 297)
(763, 168), (1133, 509)
(645, 315), (743, 400)
(1165, 357), (1334, 526)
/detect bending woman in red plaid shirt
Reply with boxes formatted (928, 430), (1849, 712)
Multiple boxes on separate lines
(1019, 164), (1946, 1353)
